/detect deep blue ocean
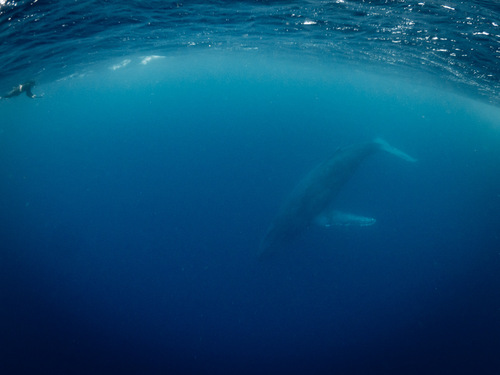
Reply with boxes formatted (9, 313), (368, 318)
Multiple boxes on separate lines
(1, 1), (500, 374)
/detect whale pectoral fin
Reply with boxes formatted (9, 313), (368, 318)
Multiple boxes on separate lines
(315, 210), (376, 227)
(374, 138), (417, 163)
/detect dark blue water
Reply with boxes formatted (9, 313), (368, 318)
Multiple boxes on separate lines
(1, 1), (500, 374)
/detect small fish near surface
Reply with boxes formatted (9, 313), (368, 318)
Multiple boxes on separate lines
(259, 138), (417, 259)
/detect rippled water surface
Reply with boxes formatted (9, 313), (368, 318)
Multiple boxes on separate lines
(1, 0), (499, 104)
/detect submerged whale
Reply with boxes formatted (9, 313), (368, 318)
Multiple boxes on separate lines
(259, 138), (416, 258)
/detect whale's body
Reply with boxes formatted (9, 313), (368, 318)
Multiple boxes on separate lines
(259, 138), (416, 258)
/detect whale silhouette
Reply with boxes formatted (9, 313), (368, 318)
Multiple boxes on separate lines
(259, 138), (416, 258)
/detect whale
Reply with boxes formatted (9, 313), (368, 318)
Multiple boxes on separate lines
(259, 138), (416, 258)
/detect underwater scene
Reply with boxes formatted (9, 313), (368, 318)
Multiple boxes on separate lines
(1, 1), (500, 374)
